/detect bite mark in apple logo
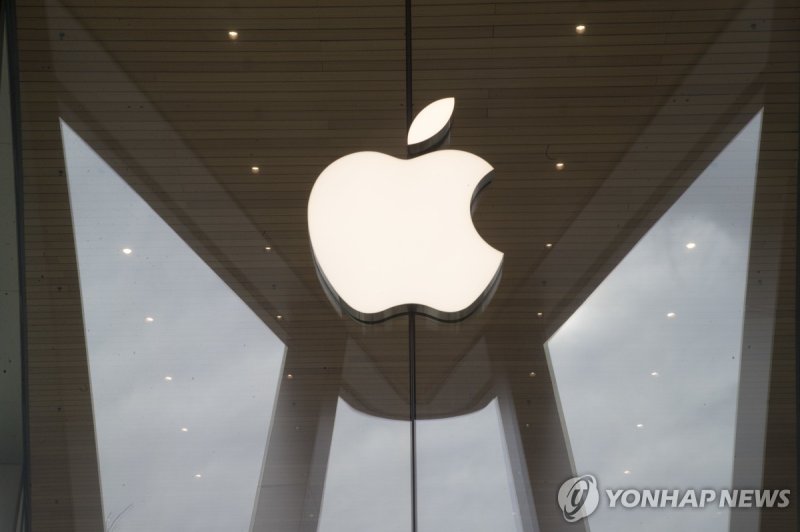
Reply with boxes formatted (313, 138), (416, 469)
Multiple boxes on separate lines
(308, 97), (503, 323)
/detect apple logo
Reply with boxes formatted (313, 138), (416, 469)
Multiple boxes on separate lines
(308, 97), (503, 323)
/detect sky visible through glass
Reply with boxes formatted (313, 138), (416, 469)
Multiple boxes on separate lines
(547, 111), (763, 531)
(317, 397), (522, 532)
(61, 121), (286, 532)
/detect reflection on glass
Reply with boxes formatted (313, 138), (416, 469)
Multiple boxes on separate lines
(321, 334), (524, 532)
(546, 111), (762, 531)
(317, 397), (411, 532)
(0, 22), (25, 531)
(61, 121), (286, 531)
(318, 397), (523, 532)
(417, 398), (523, 532)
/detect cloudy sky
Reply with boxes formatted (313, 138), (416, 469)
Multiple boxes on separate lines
(62, 121), (286, 532)
(319, 337), (522, 532)
(547, 111), (763, 532)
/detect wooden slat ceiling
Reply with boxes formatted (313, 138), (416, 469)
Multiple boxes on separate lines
(13, 0), (798, 530)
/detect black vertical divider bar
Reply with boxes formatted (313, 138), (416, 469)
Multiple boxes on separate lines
(3, 0), (31, 529)
(404, 0), (417, 530)
(795, 80), (800, 532)
(408, 308), (418, 532)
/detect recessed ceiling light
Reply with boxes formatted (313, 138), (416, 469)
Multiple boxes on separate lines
(251, 166), (260, 174)
(529, 371), (536, 378)
(686, 242), (696, 249)
(276, 314), (283, 320)
(555, 162), (565, 170)
(181, 427), (189, 432)
(286, 373), (293, 380)
(164, 376), (173, 381)
(536, 312), (543, 317)
(264, 246), (272, 252)
(228, 31), (238, 40)
(545, 242), (553, 248)
(145, 316), (155, 323)
(666, 312), (676, 318)
(623, 470), (631, 475)
(576, 25), (586, 34)
(194, 473), (203, 479)
(636, 423), (644, 428)
(650, 371), (659, 377)
(122, 248), (132, 255)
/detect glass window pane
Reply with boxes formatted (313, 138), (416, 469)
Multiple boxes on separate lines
(11, 0), (798, 530)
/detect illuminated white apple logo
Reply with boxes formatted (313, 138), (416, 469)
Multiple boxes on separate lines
(308, 97), (503, 322)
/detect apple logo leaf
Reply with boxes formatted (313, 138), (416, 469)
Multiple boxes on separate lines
(407, 97), (455, 156)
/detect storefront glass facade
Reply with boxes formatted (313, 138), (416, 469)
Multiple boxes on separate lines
(3, 0), (798, 530)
